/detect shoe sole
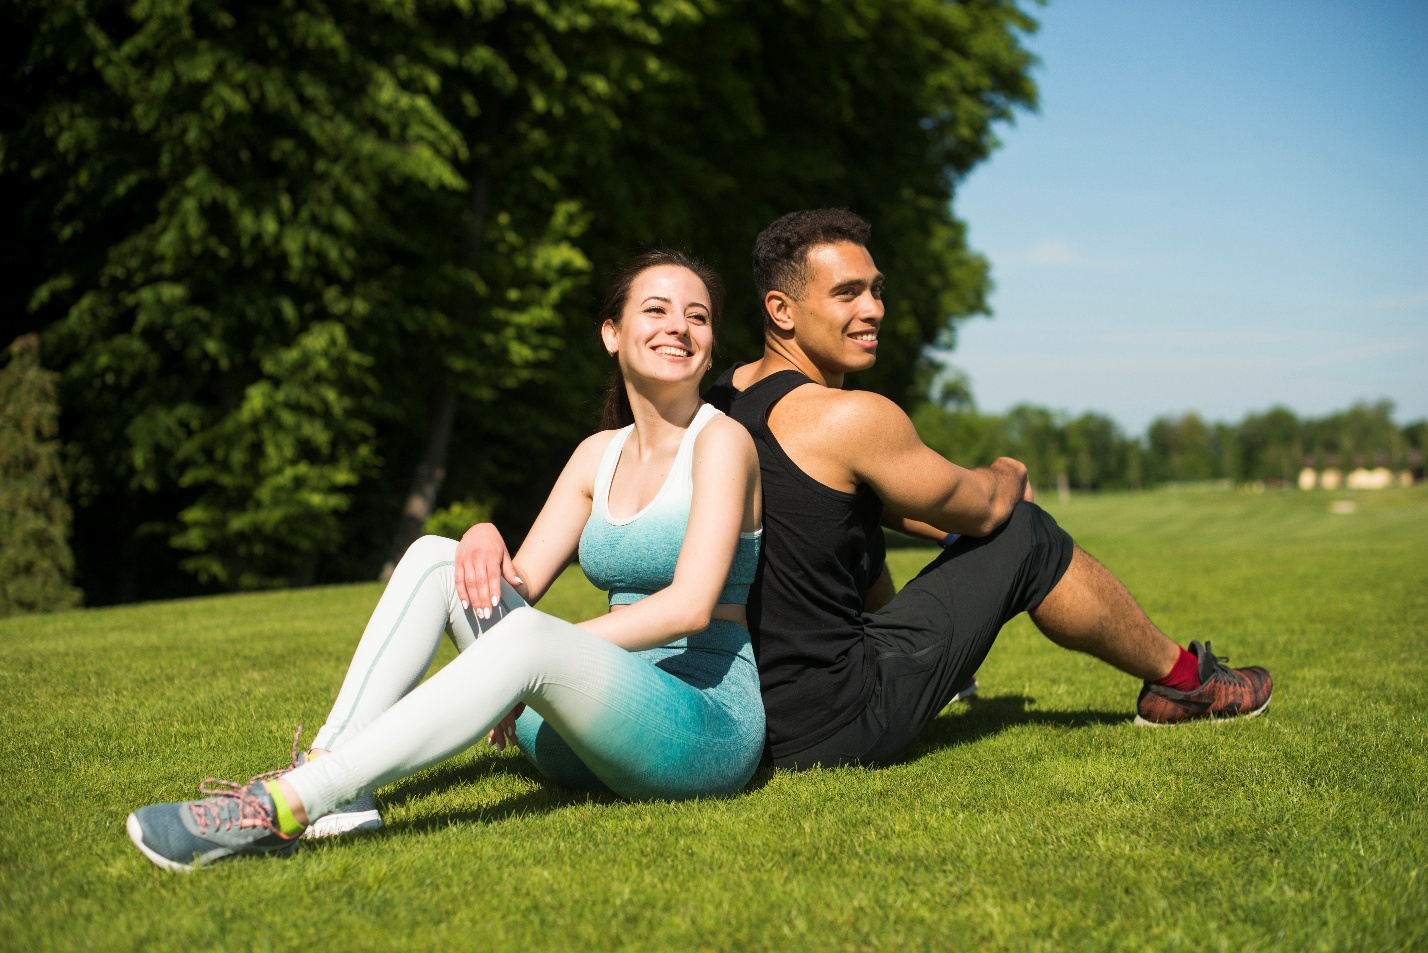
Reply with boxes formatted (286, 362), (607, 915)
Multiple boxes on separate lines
(126, 813), (201, 873)
(302, 809), (383, 840)
(1133, 694), (1271, 727)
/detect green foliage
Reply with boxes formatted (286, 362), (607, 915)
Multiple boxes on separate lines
(2, 489), (1425, 950)
(915, 396), (1420, 491)
(0, 335), (83, 617)
(422, 498), (494, 541)
(5, 0), (1042, 603)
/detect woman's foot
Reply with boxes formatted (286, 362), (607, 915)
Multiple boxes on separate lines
(302, 792), (383, 839)
(127, 779), (299, 871)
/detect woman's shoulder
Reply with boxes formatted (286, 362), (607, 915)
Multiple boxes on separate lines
(564, 428), (625, 479)
(692, 410), (757, 463)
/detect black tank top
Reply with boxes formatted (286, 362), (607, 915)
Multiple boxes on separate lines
(705, 365), (885, 756)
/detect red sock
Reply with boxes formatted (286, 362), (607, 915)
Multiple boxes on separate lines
(1154, 645), (1201, 692)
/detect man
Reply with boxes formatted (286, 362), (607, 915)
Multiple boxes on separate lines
(705, 208), (1271, 770)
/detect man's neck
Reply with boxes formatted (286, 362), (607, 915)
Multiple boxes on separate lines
(739, 340), (845, 390)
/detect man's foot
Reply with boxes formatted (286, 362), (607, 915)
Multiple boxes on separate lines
(951, 677), (979, 703)
(1134, 640), (1272, 726)
(302, 792), (383, 840)
(127, 779), (298, 871)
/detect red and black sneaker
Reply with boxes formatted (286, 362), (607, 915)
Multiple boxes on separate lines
(1134, 640), (1272, 727)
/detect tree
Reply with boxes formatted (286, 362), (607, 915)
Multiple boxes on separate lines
(9, 0), (472, 595)
(1236, 406), (1302, 484)
(0, 334), (82, 617)
(1146, 413), (1214, 483)
(5, 0), (1043, 603)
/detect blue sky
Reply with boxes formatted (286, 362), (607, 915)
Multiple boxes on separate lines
(944, 0), (1428, 434)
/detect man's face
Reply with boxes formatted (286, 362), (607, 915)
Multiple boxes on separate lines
(785, 242), (885, 376)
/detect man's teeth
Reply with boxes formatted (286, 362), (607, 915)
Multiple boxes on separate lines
(851, 332), (877, 341)
(655, 346), (691, 357)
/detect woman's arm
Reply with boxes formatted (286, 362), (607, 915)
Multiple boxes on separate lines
(454, 431), (612, 614)
(577, 416), (759, 651)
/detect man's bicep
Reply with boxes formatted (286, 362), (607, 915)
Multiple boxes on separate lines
(850, 403), (968, 516)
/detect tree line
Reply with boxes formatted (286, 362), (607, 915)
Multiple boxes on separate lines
(1, 0), (1040, 610)
(913, 394), (1428, 493)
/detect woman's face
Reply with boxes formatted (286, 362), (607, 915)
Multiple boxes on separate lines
(602, 264), (715, 391)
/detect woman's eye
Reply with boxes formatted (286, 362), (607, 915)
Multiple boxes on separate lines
(688, 313), (708, 324)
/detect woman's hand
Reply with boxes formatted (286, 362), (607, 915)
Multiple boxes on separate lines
(486, 704), (526, 751)
(455, 523), (523, 619)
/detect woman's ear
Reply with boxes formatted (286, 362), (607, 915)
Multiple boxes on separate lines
(601, 319), (619, 356)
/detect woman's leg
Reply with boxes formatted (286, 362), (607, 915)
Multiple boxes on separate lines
(282, 608), (762, 820)
(312, 535), (526, 751)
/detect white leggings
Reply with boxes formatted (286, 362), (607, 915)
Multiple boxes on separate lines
(282, 536), (763, 819)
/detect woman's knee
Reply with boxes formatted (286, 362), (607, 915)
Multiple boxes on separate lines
(402, 534), (458, 568)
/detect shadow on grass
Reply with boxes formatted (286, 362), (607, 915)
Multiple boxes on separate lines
(903, 693), (1127, 762)
(317, 698), (1118, 841)
(362, 746), (776, 839)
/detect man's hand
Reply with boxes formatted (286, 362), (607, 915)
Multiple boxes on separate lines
(487, 704), (526, 751)
(455, 523), (523, 619)
(987, 457), (1032, 511)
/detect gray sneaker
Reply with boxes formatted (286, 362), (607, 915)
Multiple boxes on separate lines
(127, 779), (299, 871)
(951, 677), (979, 703)
(303, 791), (383, 840)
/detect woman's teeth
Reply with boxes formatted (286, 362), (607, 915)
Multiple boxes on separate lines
(656, 346), (691, 357)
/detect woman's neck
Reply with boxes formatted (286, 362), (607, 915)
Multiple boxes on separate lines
(623, 385), (702, 459)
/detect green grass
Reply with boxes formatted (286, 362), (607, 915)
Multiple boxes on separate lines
(2, 487), (1425, 951)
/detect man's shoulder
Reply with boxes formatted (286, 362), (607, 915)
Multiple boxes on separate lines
(779, 384), (904, 434)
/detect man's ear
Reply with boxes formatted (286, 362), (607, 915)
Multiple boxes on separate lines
(600, 319), (619, 355)
(764, 291), (798, 332)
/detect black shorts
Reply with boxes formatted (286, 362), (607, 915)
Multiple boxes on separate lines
(772, 502), (1075, 770)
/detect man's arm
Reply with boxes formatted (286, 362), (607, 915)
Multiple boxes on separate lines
(828, 390), (1029, 537)
(882, 514), (951, 545)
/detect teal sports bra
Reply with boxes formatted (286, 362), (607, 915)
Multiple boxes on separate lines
(579, 403), (761, 607)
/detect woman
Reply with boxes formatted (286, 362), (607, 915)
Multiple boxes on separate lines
(127, 251), (765, 870)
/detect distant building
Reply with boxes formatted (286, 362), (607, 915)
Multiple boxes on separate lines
(1346, 467), (1394, 490)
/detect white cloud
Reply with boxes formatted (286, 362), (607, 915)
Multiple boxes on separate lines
(1022, 240), (1132, 273)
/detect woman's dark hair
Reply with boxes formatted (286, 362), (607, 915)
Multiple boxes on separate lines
(598, 249), (724, 429)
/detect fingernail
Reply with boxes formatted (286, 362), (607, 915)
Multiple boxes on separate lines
(512, 577), (523, 585)
(490, 594), (500, 607)
(461, 599), (469, 610)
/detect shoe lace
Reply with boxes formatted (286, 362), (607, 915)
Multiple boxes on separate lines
(1201, 641), (1232, 674)
(188, 726), (304, 838)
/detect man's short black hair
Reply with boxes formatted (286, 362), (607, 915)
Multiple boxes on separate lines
(752, 209), (872, 309)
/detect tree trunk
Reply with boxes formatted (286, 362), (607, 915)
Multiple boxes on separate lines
(380, 377), (458, 580)
(379, 159), (493, 580)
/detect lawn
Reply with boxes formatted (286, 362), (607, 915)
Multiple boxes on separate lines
(1, 487), (1424, 951)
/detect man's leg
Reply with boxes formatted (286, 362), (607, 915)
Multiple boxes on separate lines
(1031, 542), (1271, 727)
(1029, 545), (1179, 681)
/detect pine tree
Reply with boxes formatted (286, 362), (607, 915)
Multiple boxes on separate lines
(0, 335), (83, 617)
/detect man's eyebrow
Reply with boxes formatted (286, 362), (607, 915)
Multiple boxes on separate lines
(830, 274), (885, 292)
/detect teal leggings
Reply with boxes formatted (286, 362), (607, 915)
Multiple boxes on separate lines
(285, 537), (764, 820)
